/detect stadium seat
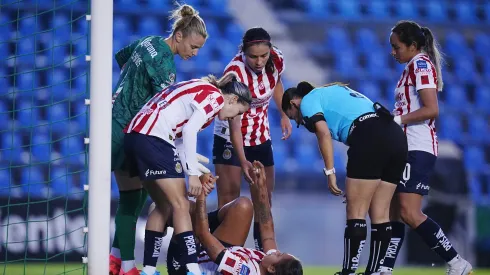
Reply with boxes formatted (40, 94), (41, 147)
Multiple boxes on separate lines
(0, 14), (12, 41)
(360, 81), (381, 102)
(45, 43), (68, 66)
(17, 101), (40, 128)
(20, 166), (46, 197)
(31, 134), (52, 163)
(324, 27), (351, 53)
(474, 85), (490, 114)
(113, 17), (131, 40)
(75, 17), (88, 36)
(146, 0), (170, 10)
(16, 37), (37, 67)
(438, 114), (463, 142)
(205, 20), (221, 39)
(1, 132), (23, 163)
(444, 31), (469, 57)
(47, 68), (70, 101)
(354, 28), (379, 54)
(0, 101), (9, 131)
(48, 103), (69, 134)
(138, 17), (161, 36)
(0, 169), (13, 196)
(473, 32), (490, 57)
(426, 0), (447, 22)
(464, 146), (486, 173)
(365, 50), (391, 80)
(304, 0), (327, 17)
(114, 0), (138, 8)
(208, 0), (227, 11)
(334, 50), (361, 78)
(52, 14), (71, 41)
(19, 13), (38, 38)
(444, 84), (469, 112)
(49, 166), (74, 196)
(337, 0), (360, 19)
(454, 1), (477, 23)
(224, 22), (243, 45)
(395, 0), (417, 18)
(468, 114), (489, 144)
(366, 0), (389, 18)
(61, 136), (84, 165)
(215, 39), (236, 63)
(15, 71), (39, 99)
(452, 54), (477, 83)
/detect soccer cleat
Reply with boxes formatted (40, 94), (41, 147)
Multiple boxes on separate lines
(140, 271), (161, 275)
(109, 255), (121, 275)
(119, 267), (140, 275)
(446, 257), (473, 275)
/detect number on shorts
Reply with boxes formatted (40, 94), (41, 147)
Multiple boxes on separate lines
(402, 163), (411, 182)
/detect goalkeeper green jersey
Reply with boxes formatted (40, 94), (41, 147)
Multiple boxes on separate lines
(111, 36), (177, 170)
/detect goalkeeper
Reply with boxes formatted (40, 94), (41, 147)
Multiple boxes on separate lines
(110, 4), (208, 275)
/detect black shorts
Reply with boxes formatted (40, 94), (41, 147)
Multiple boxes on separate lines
(123, 132), (185, 180)
(346, 113), (408, 184)
(212, 135), (274, 167)
(396, 150), (436, 195)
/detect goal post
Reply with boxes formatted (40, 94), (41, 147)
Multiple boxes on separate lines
(87, 0), (113, 274)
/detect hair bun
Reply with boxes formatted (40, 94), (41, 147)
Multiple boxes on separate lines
(179, 4), (197, 17)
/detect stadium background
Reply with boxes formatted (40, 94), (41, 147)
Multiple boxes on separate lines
(1, 0), (490, 274)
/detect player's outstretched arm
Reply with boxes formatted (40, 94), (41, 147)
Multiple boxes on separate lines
(249, 161), (278, 253)
(195, 191), (226, 261)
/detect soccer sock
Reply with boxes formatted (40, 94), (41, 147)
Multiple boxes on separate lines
(342, 219), (367, 274)
(414, 217), (458, 262)
(175, 231), (199, 274)
(121, 260), (136, 273)
(253, 222), (263, 251)
(365, 222), (392, 274)
(110, 247), (121, 259)
(143, 230), (164, 268)
(115, 189), (142, 261)
(380, 221), (405, 271)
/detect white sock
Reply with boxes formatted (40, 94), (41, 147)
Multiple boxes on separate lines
(110, 247), (121, 259)
(448, 254), (461, 266)
(142, 265), (157, 275)
(121, 260), (136, 272)
(186, 263), (201, 275)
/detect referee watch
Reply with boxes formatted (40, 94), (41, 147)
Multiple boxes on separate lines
(323, 167), (336, 176)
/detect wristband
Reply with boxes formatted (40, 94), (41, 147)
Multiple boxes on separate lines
(394, 115), (402, 125)
(323, 167), (336, 176)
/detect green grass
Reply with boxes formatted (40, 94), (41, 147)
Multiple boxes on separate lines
(1, 264), (489, 275)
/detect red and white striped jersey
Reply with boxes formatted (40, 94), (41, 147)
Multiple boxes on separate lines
(124, 79), (224, 146)
(198, 246), (265, 275)
(393, 53), (438, 156)
(214, 46), (285, 146)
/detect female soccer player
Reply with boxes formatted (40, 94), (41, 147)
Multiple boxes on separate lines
(192, 161), (303, 275)
(123, 73), (251, 275)
(378, 20), (472, 275)
(110, 4), (207, 275)
(213, 27), (291, 251)
(282, 82), (408, 275)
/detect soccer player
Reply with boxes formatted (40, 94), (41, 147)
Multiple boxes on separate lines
(212, 27), (291, 251)
(282, 82), (408, 275)
(378, 20), (472, 275)
(166, 160), (303, 275)
(110, 4), (208, 275)
(123, 73), (251, 275)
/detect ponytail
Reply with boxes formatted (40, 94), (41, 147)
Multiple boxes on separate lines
(169, 4), (208, 39)
(201, 72), (252, 105)
(421, 27), (444, 91)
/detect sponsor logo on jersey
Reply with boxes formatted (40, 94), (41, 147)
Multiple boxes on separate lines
(239, 264), (251, 275)
(141, 37), (158, 58)
(416, 60), (427, 69)
(415, 68), (432, 74)
(251, 94), (272, 108)
(140, 107), (154, 115)
(131, 52), (142, 67)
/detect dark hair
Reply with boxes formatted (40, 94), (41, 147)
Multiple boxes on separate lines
(241, 27), (276, 74)
(392, 20), (444, 91)
(202, 72), (252, 105)
(281, 81), (316, 113)
(267, 257), (303, 275)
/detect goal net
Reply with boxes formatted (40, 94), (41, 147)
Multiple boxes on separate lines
(1, 0), (90, 274)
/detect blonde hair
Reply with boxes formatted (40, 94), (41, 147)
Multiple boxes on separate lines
(169, 4), (208, 39)
(201, 72), (252, 104)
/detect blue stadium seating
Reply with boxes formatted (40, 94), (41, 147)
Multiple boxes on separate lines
(49, 166), (74, 196)
(464, 146), (487, 173)
(138, 17), (162, 36)
(21, 166), (46, 197)
(474, 85), (490, 114)
(0, 169), (12, 196)
(396, 0), (417, 18)
(426, 0), (447, 22)
(1, 133), (23, 163)
(31, 134), (51, 163)
(366, 1), (389, 18)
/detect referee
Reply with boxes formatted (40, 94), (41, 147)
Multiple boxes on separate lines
(282, 82), (408, 275)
